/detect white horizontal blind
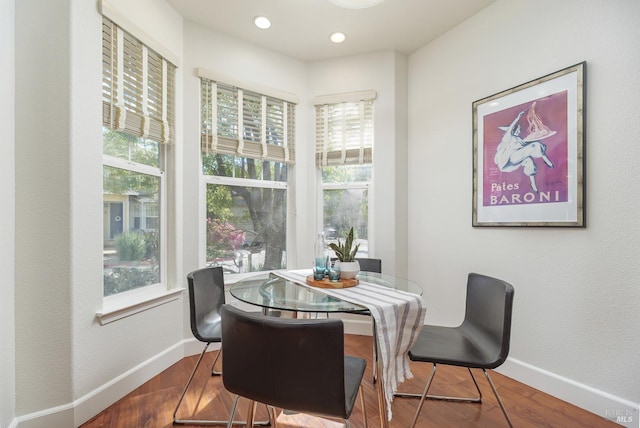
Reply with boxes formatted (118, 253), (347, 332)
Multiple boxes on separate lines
(201, 78), (296, 164)
(315, 97), (374, 166)
(102, 17), (176, 144)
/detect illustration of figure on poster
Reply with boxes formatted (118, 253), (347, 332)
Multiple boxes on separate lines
(494, 104), (555, 193)
(482, 92), (569, 207)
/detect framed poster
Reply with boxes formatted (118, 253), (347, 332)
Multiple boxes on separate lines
(472, 62), (586, 227)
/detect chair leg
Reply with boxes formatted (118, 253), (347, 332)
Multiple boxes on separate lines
(173, 342), (211, 424)
(398, 365), (511, 428)
(227, 396), (240, 428)
(483, 369), (514, 428)
(371, 320), (378, 383)
(226, 395), (273, 427)
(395, 366), (482, 403)
(174, 344), (270, 426)
(245, 401), (257, 428)
(211, 347), (222, 376)
(408, 363), (437, 428)
(267, 406), (278, 428)
(358, 384), (368, 428)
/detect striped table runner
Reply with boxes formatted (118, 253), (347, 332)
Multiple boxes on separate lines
(274, 269), (426, 421)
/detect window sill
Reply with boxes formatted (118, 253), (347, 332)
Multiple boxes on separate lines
(97, 286), (185, 325)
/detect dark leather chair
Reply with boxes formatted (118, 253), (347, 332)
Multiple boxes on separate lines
(173, 267), (268, 426)
(220, 304), (368, 428)
(396, 273), (515, 428)
(354, 257), (382, 274)
(330, 257), (382, 274)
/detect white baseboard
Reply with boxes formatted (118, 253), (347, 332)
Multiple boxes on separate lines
(341, 318), (639, 428)
(342, 316), (374, 336)
(497, 357), (639, 428)
(72, 340), (187, 426)
(8, 404), (74, 428)
(8, 324), (638, 428)
(9, 338), (218, 428)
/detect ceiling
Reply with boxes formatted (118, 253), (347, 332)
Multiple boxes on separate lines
(165, 0), (496, 62)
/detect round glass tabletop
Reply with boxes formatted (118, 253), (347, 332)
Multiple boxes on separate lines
(229, 270), (422, 314)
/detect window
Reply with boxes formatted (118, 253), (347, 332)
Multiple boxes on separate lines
(200, 75), (296, 274)
(102, 17), (175, 296)
(321, 165), (370, 251)
(315, 91), (375, 255)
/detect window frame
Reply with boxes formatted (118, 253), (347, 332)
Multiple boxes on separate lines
(102, 146), (168, 296)
(318, 168), (372, 257)
(202, 170), (289, 279)
(314, 92), (376, 257)
(199, 73), (296, 278)
(99, 12), (178, 315)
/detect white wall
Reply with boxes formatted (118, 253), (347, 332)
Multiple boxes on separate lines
(70, 0), (185, 402)
(15, 0), (74, 420)
(13, 0), (187, 426)
(408, 0), (640, 422)
(71, 0), (186, 425)
(0, 0), (16, 425)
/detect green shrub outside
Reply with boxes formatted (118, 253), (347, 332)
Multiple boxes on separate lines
(115, 231), (146, 261)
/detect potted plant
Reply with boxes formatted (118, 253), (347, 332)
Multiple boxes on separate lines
(328, 227), (360, 279)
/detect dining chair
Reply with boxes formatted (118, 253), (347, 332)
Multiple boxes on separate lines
(220, 304), (368, 428)
(329, 257), (382, 274)
(354, 257), (382, 274)
(396, 273), (515, 428)
(173, 266), (269, 426)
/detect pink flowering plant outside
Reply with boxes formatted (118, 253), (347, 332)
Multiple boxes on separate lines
(207, 218), (246, 259)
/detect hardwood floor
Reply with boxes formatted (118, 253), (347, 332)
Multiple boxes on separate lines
(81, 334), (617, 428)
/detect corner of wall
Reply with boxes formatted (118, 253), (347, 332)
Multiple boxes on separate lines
(0, 0), (16, 425)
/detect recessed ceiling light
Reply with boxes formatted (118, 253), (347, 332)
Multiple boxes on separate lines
(254, 16), (271, 30)
(330, 32), (346, 43)
(328, 0), (385, 9)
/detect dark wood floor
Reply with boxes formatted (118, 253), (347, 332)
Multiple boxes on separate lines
(81, 334), (617, 428)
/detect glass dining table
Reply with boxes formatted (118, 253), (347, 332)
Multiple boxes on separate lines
(229, 270), (424, 428)
(230, 270), (422, 314)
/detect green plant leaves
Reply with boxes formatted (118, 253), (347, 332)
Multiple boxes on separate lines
(328, 227), (359, 262)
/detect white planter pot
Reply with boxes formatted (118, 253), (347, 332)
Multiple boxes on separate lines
(335, 260), (360, 279)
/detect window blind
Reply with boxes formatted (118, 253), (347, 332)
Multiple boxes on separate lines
(200, 78), (296, 164)
(314, 95), (374, 166)
(102, 17), (176, 144)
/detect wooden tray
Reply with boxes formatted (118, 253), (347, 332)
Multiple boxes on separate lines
(306, 276), (359, 289)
